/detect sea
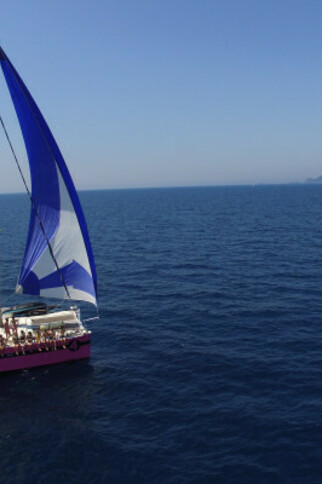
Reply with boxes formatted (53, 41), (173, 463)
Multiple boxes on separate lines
(0, 184), (322, 484)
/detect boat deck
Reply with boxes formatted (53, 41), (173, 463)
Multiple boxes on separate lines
(0, 308), (89, 356)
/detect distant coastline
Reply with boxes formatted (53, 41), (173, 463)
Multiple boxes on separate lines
(305, 175), (322, 183)
(3, 181), (322, 195)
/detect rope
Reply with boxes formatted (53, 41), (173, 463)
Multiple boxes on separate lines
(83, 316), (100, 322)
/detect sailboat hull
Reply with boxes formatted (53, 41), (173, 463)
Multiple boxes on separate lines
(0, 333), (91, 373)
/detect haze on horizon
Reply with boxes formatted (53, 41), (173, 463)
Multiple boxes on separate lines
(0, 0), (322, 194)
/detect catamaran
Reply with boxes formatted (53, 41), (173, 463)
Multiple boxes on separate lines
(0, 47), (98, 372)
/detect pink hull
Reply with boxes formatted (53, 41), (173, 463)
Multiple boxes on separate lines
(0, 333), (91, 373)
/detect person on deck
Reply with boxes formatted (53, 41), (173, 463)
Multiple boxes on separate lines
(35, 330), (42, 352)
(0, 334), (5, 357)
(52, 330), (57, 351)
(4, 319), (11, 341)
(12, 330), (19, 356)
(19, 330), (26, 355)
(44, 330), (51, 351)
(47, 330), (56, 350)
(59, 326), (66, 349)
(26, 331), (34, 353)
(11, 316), (18, 335)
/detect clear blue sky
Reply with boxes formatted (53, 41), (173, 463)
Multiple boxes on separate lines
(0, 0), (322, 192)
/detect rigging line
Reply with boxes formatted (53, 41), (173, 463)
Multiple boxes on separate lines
(0, 114), (72, 301)
(47, 296), (70, 313)
(83, 304), (100, 322)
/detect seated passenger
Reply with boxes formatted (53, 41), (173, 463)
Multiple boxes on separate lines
(59, 326), (66, 349)
(19, 330), (26, 355)
(35, 330), (42, 352)
(26, 331), (34, 353)
(47, 329), (56, 351)
(52, 330), (57, 351)
(12, 331), (19, 356)
(44, 330), (51, 351)
(0, 334), (5, 357)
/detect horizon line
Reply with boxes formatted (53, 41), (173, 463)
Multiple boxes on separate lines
(0, 180), (317, 196)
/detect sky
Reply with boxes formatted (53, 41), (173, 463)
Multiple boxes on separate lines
(0, 0), (322, 192)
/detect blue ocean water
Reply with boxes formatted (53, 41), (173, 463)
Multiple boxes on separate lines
(0, 185), (322, 483)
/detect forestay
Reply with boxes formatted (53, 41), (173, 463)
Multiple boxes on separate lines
(0, 47), (97, 306)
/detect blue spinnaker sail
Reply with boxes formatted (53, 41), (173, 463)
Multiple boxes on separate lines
(0, 47), (97, 305)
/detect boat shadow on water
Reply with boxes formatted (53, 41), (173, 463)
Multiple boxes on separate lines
(0, 358), (94, 385)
